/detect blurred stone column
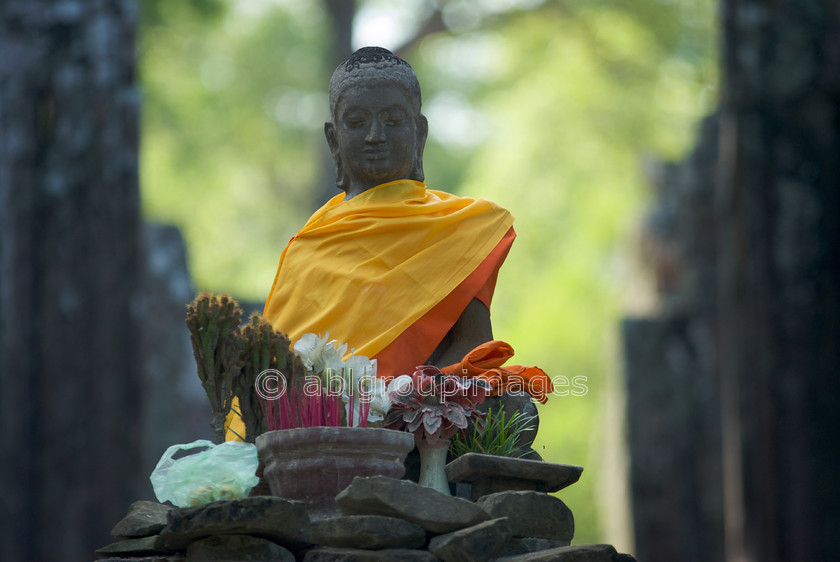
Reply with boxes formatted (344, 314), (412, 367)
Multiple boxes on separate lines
(627, 1), (840, 560)
(623, 116), (724, 562)
(138, 224), (212, 493)
(622, 317), (723, 562)
(717, 1), (840, 560)
(0, 1), (143, 559)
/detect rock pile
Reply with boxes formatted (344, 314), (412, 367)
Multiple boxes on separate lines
(97, 476), (635, 561)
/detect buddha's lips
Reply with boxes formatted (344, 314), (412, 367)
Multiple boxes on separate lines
(363, 149), (389, 159)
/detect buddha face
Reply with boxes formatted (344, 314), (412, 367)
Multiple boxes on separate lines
(326, 83), (428, 198)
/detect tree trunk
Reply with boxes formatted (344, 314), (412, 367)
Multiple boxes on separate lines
(314, 0), (357, 209)
(717, 0), (840, 560)
(0, 1), (143, 560)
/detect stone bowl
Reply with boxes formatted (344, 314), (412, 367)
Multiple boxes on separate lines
(255, 427), (414, 519)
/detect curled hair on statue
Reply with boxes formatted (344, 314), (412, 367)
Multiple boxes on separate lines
(328, 47), (422, 120)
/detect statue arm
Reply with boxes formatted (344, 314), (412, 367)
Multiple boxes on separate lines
(427, 298), (493, 368)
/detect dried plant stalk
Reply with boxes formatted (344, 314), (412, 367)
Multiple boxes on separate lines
(235, 313), (303, 439)
(186, 293), (243, 443)
(186, 294), (302, 443)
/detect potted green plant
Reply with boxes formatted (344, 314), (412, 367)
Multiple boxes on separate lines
(445, 404), (583, 501)
(449, 405), (538, 459)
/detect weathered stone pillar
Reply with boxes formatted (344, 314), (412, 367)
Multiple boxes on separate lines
(717, 1), (840, 560)
(623, 317), (723, 562)
(623, 115), (725, 562)
(138, 224), (212, 485)
(0, 1), (143, 559)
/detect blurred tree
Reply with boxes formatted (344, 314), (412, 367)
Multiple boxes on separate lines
(0, 1), (143, 560)
(140, 1), (335, 299)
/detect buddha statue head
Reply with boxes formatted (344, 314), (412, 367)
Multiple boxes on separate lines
(325, 47), (429, 198)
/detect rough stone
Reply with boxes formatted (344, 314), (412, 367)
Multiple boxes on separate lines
(303, 547), (439, 561)
(428, 517), (512, 562)
(96, 535), (173, 556)
(622, 316), (722, 562)
(335, 476), (490, 534)
(497, 544), (633, 561)
(98, 557), (185, 562)
(185, 534), (295, 561)
(498, 537), (572, 557)
(476, 491), (573, 541)
(446, 453), (583, 501)
(160, 496), (310, 550)
(111, 500), (173, 538)
(309, 515), (426, 550)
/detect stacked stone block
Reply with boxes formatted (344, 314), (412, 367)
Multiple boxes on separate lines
(97, 476), (634, 561)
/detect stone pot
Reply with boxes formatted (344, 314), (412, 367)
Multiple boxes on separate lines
(255, 427), (414, 519)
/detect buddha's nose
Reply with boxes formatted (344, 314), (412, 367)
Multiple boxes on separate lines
(366, 118), (386, 143)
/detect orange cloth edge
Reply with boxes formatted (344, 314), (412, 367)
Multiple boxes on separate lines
(373, 227), (516, 380)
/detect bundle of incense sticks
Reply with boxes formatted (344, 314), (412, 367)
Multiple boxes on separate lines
(259, 368), (372, 430)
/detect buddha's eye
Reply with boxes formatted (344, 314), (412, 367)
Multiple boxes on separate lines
(342, 111), (366, 128)
(383, 110), (406, 126)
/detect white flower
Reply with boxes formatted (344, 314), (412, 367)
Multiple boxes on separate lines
(365, 377), (391, 423)
(293, 334), (391, 427)
(293, 332), (347, 375)
(341, 356), (382, 426)
(343, 355), (377, 382)
(293, 332), (326, 371)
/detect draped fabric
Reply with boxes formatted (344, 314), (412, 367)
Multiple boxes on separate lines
(441, 340), (554, 404)
(262, 179), (515, 369)
(372, 227), (514, 379)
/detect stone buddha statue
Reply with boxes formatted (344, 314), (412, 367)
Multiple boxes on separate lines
(259, 47), (543, 455)
(263, 46), (517, 379)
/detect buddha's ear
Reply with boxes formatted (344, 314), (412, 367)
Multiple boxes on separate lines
(411, 114), (428, 183)
(325, 121), (347, 189)
(324, 121), (338, 155)
(324, 121), (349, 190)
(416, 113), (429, 147)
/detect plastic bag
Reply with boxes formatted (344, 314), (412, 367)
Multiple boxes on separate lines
(150, 439), (260, 507)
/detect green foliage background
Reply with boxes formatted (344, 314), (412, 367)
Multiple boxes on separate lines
(140, 0), (716, 548)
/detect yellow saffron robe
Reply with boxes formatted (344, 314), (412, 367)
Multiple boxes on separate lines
(263, 179), (513, 359)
